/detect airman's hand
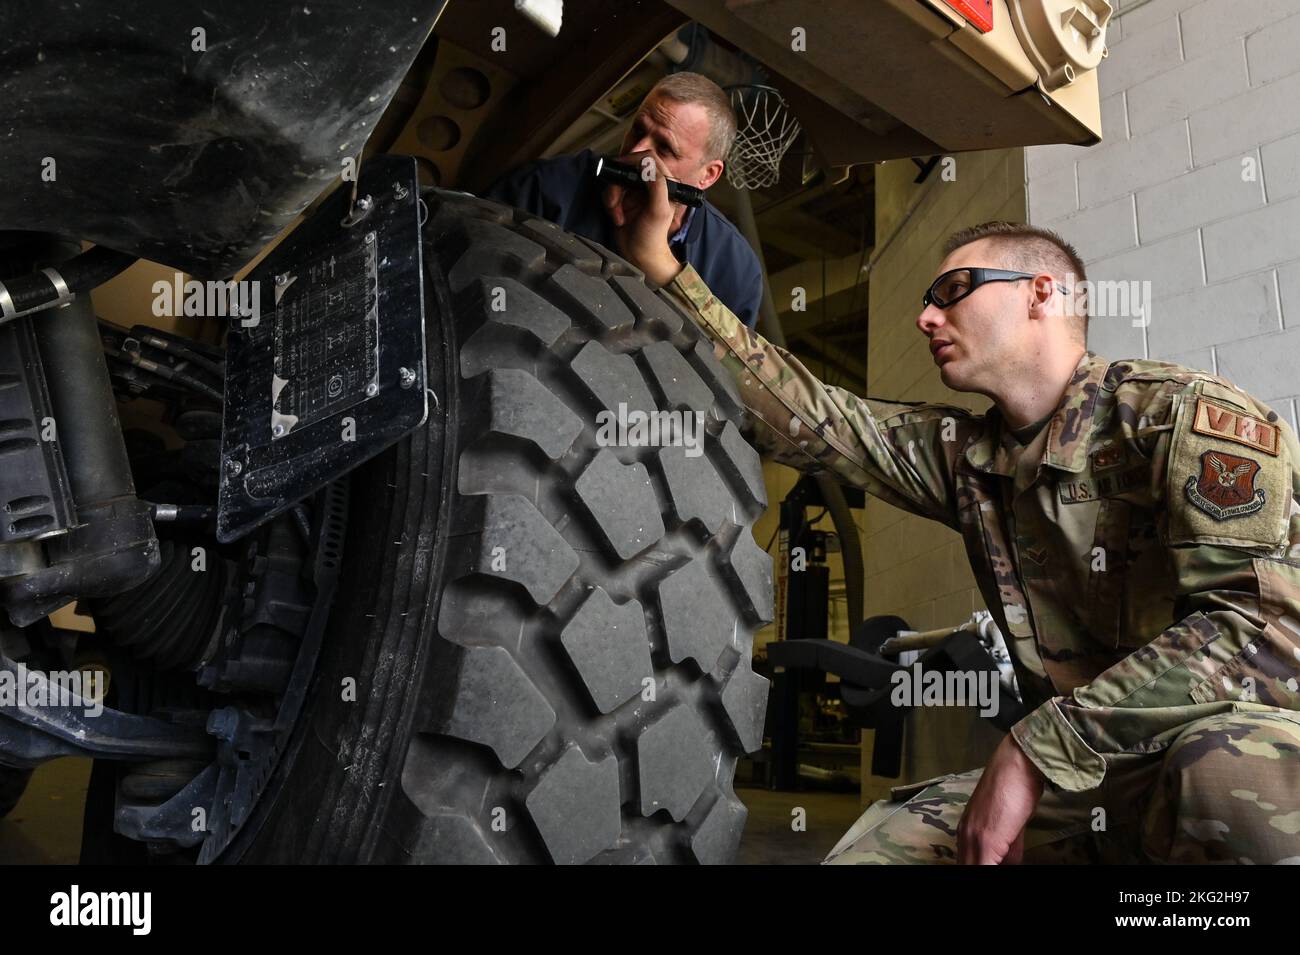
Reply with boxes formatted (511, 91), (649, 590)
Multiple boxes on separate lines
(956, 735), (1045, 864)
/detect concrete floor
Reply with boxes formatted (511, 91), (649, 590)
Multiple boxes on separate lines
(0, 759), (861, 865)
(734, 785), (865, 865)
(0, 758), (90, 864)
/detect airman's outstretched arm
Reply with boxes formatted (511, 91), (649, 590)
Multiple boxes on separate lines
(617, 149), (980, 530)
(663, 262), (983, 529)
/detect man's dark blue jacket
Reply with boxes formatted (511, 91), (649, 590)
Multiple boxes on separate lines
(484, 149), (763, 328)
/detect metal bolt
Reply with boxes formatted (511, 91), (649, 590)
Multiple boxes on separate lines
(365, 382), (379, 397)
(356, 195), (373, 212)
(272, 423), (285, 437)
(364, 231), (376, 244)
(274, 272), (289, 286)
(207, 708), (237, 741)
(399, 366), (416, 389)
(226, 458), (243, 477)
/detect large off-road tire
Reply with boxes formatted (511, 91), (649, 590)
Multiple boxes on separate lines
(233, 191), (773, 864)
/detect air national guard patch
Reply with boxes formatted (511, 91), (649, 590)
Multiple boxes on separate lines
(1185, 450), (1265, 520)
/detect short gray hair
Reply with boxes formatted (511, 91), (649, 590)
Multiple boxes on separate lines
(649, 72), (737, 164)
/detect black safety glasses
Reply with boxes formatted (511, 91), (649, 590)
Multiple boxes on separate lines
(922, 267), (1037, 309)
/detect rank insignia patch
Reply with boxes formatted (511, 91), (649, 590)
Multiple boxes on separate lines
(1090, 442), (1125, 471)
(1185, 450), (1266, 520)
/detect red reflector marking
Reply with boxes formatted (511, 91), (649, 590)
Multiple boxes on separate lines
(946, 0), (994, 33)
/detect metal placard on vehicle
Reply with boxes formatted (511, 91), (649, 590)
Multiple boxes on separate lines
(217, 154), (427, 543)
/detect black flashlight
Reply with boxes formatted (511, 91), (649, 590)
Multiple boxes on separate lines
(594, 156), (705, 208)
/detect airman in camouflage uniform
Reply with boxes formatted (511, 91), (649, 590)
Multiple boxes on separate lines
(660, 259), (1300, 865)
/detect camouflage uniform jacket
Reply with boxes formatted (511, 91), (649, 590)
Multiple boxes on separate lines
(665, 263), (1300, 793)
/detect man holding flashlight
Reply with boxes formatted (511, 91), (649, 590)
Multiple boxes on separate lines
(619, 151), (1300, 865)
(485, 71), (763, 328)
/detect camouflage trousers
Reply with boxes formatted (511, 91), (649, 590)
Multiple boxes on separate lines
(825, 711), (1300, 864)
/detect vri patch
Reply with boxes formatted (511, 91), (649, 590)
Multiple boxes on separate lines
(1184, 450), (1266, 521)
(1191, 398), (1280, 456)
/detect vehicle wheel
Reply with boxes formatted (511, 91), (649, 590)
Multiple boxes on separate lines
(230, 191), (773, 864)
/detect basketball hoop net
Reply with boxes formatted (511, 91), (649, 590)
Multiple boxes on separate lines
(726, 84), (801, 190)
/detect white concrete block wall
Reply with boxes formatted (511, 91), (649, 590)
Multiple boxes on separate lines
(863, 150), (1024, 639)
(1026, 0), (1300, 431)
